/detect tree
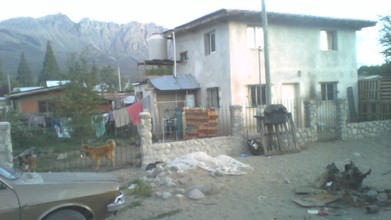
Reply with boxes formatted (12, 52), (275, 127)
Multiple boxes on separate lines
(380, 12), (391, 63)
(0, 59), (9, 95)
(15, 52), (34, 86)
(145, 65), (172, 75)
(90, 60), (99, 85)
(51, 54), (105, 143)
(38, 41), (62, 84)
(358, 63), (391, 76)
(99, 65), (118, 91)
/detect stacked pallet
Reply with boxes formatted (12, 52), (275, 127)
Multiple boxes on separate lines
(184, 108), (218, 139)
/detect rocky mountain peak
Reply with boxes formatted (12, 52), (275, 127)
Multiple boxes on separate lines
(0, 14), (167, 82)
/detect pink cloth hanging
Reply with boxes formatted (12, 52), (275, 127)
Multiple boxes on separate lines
(127, 102), (142, 125)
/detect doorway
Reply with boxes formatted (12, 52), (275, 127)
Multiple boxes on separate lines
(281, 83), (302, 127)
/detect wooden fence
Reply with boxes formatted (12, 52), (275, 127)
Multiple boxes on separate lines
(358, 78), (391, 121)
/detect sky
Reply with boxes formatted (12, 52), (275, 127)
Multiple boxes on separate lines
(0, 0), (390, 66)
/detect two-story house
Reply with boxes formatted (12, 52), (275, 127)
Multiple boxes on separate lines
(161, 9), (376, 127)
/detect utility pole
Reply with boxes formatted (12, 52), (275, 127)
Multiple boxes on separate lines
(117, 66), (122, 91)
(262, 0), (271, 105)
(258, 46), (263, 105)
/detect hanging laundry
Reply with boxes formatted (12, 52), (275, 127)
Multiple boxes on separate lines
(127, 101), (142, 125)
(108, 110), (115, 122)
(112, 107), (130, 128)
(92, 113), (109, 138)
(51, 118), (71, 138)
(27, 115), (46, 128)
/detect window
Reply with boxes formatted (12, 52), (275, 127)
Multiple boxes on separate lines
(249, 85), (266, 106)
(320, 30), (338, 50)
(207, 87), (219, 107)
(204, 31), (216, 55)
(180, 51), (188, 62)
(247, 26), (263, 48)
(38, 101), (51, 113)
(320, 82), (337, 101)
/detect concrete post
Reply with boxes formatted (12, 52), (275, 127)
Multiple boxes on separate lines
(0, 122), (13, 167)
(304, 100), (318, 140)
(230, 105), (243, 137)
(336, 99), (348, 140)
(139, 112), (152, 168)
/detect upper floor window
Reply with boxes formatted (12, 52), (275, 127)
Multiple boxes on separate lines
(204, 31), (216, 55)
(320, 82), (338, 101)
(249, 84), (266, 107)
(207, 87), (219, 108)
(320, 30), (338, 51)
(180, 51), (188, 62)
(247, 26), (263, 49)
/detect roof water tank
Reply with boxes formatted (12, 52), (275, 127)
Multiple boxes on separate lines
(147, 34), (168, 60)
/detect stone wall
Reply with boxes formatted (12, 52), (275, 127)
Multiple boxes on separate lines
(298, 100), (318, 144)
(0, 122), (13, 167)
(140, 107), (246, 167)
(139, 101), (391, 168)
(346, 120), (391, 139)
(335, 99), (391, 139)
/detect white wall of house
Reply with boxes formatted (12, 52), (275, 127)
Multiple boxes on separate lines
(267, 24), (358, 101)
(174, 19), (360, 109)
(175, 24), (232, 107)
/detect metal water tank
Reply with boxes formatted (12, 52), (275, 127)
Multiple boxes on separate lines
(147, 33), (167, 60)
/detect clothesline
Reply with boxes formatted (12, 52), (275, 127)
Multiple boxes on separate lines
(110, 101), (143, 128)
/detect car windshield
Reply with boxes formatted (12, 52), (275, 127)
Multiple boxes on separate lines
(0, 162), (20, 180)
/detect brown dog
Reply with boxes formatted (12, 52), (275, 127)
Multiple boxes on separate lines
(81, 139), (116, 169)
(16, 154), (37, 172)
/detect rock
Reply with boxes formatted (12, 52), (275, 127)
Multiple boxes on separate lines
(178, 178), (188, 185)
(188, 188), (205, 200)
(56, 153), (67, 160)
(167, 181), (176, 187)
(210, 170), (225, 177)
(201, 182), (224, 195)
(164, 177), (174, 185)
(175, 194), (185, 199)
(154, 192), (162, 198)
(146, 165), (164, 178)
(174, 188), (186, 194)
(162, 191), (172, 200)
(376, 192), (389, 202)
(366, 189), (378, 199)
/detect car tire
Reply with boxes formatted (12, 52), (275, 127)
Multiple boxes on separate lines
(44, 209), (87, 220)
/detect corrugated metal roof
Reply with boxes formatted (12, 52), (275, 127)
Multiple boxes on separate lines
(150, 74), (200, 91)
(6, 86), (65, 99)
(12, 86), (43, 93)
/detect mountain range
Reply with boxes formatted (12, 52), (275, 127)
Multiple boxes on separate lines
(0, 14), (167, 82)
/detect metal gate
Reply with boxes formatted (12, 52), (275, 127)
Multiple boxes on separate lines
(317, 101), (337, 141)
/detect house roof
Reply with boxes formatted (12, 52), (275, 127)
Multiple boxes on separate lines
(12, 86), (44, 93)
(165, 9), (376, 34)
(149, 74), (200, 91)
(6, 86), (66, 99)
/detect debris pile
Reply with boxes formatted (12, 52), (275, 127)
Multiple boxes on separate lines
(293, 161), (391, 216)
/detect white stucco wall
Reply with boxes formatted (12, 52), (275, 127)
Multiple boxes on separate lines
(174, 19), (360, 108)
(268, 24), (358, 101)
(175, 24), (231, 106)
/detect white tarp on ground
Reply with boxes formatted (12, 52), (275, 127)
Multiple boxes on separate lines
(167, 152), (253, 175)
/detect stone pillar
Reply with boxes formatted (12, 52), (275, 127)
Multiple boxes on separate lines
(0, 122), (13, 167)
(139, 112), (153, 168)
(304, 100), (318, 140)
(336, 99), (348, 140)
(230, 105), (243, 137)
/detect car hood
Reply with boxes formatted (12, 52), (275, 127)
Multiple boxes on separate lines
(15, 172), (118, 184)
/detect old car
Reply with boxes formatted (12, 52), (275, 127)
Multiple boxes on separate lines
(0, 162), (125, 220)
